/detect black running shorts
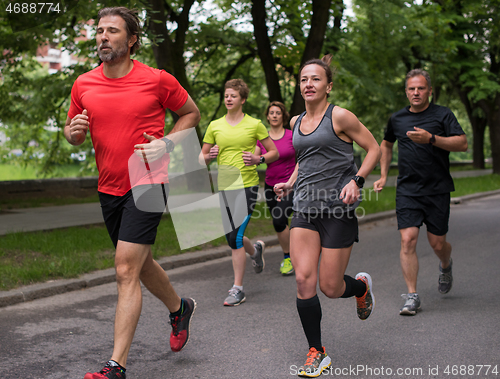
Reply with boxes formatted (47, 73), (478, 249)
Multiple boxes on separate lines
(396, 193), (450, 236)
(99, 185), (168, 248)
(290, 210), (359, 249)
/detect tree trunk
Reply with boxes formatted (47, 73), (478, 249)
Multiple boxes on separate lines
(472, 124), (486, 169)
(147, 0), (204, 191)
(458, 90), (486, 169)
(148, 0), (173, 73)
(251, 0), (283, 103)
(171, 0), (196, 95)
(488, 94), (500, 174)
(290, 0), (333, 117)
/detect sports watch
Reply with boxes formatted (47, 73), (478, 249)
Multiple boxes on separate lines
(353, 175), (365, 188)
(429, 134), (436, 145)
(259, 155), (266, 165)
(161, 137), (175, 153)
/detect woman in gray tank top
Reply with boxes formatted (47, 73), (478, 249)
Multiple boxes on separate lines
(274, 55), (381, 377)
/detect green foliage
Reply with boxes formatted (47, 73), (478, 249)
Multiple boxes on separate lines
(1, 0), (498, 176)
(184, 14), (267, 130)
(0, 57), (95, 176)
(436, 0), (500, 100)
(330, 0), (415, 139)
(329, 0), (498, 166)
(0, 0), (144, 177)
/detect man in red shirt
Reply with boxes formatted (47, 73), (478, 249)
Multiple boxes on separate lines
(64, 7), (200, 379)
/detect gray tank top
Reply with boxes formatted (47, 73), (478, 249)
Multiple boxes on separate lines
(292, 104), (360, 214)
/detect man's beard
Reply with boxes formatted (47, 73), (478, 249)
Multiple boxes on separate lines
(98, 40), (129, 63)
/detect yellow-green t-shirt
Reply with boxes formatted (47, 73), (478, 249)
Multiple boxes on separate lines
(204, 114), (269, 190)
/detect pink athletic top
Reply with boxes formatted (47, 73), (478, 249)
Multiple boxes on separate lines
(257, 128), (296, 187)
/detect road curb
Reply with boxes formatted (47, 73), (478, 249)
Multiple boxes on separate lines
(2, 189), (499, 309)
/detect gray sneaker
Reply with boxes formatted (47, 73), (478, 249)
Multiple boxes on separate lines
(224, 287), (246, 306)
(439, 258), (453, 294)
(251, 240), (265, 273)
(399, 293), (421, 315)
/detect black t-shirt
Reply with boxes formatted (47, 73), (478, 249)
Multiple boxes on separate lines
(384, 103), (465, 196)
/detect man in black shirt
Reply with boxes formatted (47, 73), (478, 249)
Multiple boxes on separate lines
(374, 69), (467, 315)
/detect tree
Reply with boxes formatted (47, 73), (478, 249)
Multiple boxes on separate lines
(0, 1), (102, 175)
(0, 0), (261, 179)
(145, 0), (261, 124)
(435, 0), (500, 172)
(250, 0), (283, 103)
(329, 0), (419, 138)
(7, 0), (495, 178)
(249, 0), (345, 116)
(331, 0), (499, 172)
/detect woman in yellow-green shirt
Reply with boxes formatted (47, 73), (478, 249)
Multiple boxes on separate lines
(201, 79), (278, 306)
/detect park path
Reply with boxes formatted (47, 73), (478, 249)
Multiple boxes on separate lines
(0, 170), (492, 236)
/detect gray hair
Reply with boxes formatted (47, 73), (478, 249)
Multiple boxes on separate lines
(405, 69), (432, 88)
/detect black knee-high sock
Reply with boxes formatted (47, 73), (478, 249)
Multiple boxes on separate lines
(297, 295), (322, 351)
(340, 275), (366, 298)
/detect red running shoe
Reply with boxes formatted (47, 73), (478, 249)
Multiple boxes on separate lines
(84, 361), (126, 379)
(169, 297), (197, 352)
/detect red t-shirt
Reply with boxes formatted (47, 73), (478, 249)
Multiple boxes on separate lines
(68, 60), (188, 196)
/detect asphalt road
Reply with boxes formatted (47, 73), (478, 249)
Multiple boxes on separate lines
(1, 194), (499, 379)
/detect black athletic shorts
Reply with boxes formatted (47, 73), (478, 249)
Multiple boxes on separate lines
(99, 185), (168, 248)
(290, 209), (359, 249)
(396, 193), (450, 236)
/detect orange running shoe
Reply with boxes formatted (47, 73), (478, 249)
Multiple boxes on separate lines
(355, 272), (375, 320)
(298, 347), (331, 377)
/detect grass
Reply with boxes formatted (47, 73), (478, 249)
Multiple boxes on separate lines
(0, 201), (273, 290)
(358, 187), (397, 215)
(451, 174), (500, 197)
(0, 225), (115, 289)
(0, 163), (40, 181)
(0, 174), (499, 291)
(0, 162), (91, 181)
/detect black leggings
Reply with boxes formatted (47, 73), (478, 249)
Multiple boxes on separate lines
(264, 183), (293, 233)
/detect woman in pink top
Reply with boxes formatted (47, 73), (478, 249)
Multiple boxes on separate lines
(256, 101), (296, 275)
